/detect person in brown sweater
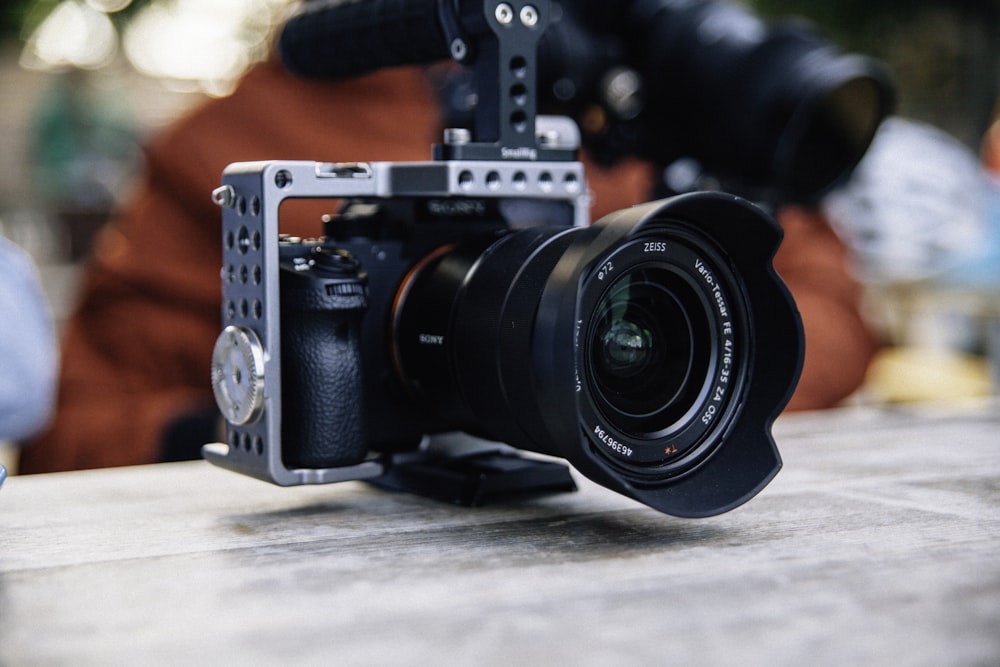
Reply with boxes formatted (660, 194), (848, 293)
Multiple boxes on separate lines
(19, 59), (876, 474)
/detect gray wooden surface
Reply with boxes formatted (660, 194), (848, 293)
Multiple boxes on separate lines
(1, 401), (998, 666)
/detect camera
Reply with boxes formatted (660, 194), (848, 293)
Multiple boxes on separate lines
(204, 0), (882, 517)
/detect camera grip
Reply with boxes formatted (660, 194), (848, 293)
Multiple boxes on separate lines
(280, 267), (368, 469)
(279, 0), (450, 80)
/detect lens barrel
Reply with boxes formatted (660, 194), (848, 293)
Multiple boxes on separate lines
(393, 192), (803, 517)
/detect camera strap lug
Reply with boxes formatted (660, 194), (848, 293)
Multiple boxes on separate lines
(211, 185), (237, 209)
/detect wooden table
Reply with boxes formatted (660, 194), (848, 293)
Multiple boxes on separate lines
(2, 401), (998, 665)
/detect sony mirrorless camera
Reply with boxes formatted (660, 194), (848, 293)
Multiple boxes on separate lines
(204, 0), (890, 517)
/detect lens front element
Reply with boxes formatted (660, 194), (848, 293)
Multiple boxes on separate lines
(578, 233), (741, 474)
(590, 266), (709, 436)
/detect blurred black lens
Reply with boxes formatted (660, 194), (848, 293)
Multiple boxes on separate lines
(538, 0), (894, 201)
(588, 266), (711, 437)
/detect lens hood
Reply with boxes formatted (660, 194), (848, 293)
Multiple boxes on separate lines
(532, 192), (803, 516)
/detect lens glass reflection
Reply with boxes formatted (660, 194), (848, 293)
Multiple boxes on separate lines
(589, 266), (710, 436)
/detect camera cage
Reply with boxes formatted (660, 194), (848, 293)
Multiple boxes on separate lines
(204, 0), (585, 501)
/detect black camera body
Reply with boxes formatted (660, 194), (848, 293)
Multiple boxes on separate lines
(276, 163), (585, 469)
(202, 0), (866, 517)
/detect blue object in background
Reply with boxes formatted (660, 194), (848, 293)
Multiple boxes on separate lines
(0, 236), (57, 442)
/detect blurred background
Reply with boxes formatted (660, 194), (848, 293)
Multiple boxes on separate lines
(0, 0), (997, 464)
(758, 0), (1000, 405)
(1, 0), (289, 319)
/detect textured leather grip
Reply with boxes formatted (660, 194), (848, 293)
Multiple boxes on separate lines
(280, 258), (368, 469)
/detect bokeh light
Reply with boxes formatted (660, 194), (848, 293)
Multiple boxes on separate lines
(20, 1), (118, 71)
(19, 0), (290, 93)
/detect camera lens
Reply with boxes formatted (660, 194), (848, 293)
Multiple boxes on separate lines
(391, 193), (802, 517)
(392, 212), (734, 474)
(588, 265), (711, 438)
(539, 0), (893, 201)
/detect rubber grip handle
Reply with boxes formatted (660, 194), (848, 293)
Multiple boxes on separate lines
(279, 249), (369, 469)
(279, 0), (452, 80)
